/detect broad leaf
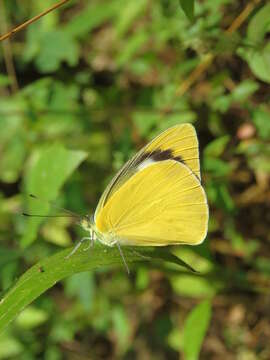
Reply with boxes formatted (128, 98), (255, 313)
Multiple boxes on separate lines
(240, 4), (270, 83)
(21, 145), (87, 247)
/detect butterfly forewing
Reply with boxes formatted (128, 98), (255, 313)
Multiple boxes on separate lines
(94, 123), (201, 220)
(144, 124), (200, 179)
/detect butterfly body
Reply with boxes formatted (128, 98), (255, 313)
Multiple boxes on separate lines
(80, 124), (208, 249)
(79, 216), (117, 247)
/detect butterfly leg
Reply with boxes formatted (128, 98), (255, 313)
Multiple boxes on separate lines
(115, 242), (130, 275)
(65, 234), (93, 259)
(83, 229), (95, 251)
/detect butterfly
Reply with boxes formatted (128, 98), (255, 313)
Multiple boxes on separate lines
(68, 123), (209, 272)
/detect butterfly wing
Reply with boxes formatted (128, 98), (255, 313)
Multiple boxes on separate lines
(95, 124), (200, 220)
(143, 123), (201, 180)
(95, 160), (208, 246)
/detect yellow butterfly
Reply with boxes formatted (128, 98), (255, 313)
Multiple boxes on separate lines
(71, 123), (209, 272)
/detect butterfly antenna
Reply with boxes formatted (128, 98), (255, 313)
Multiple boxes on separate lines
(116, 242), (130, 275)
(22, 213), (75, 218)
(28, 193), (81, 219)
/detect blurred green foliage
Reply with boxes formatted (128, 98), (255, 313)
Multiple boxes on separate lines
(0, 0), (270, 359)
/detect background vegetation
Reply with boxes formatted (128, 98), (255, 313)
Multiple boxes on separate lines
(0, 0), (270, 359)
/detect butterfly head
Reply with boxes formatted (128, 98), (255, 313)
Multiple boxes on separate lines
(79, 214), (94, 232)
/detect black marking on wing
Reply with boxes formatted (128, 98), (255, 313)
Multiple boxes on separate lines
(139, 149), (201, 181)
(137, 149), (184, 164)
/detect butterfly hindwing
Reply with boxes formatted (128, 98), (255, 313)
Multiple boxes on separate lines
(95, 160), (208, 246)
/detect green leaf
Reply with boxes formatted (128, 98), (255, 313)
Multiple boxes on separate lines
(0, 135), (26, 184)
(254, 257), (270, 276)
(64, 1), (118, 38)
(252, 106), (270, 140)
(15, 306), (48, 329)
(240, 44), (270, 83)
(35, 30), (79, 73)
(212, 94), (232, 113)
(0, 247), (20, 268)
(203, 158), (231, 177)
(171, 274), (221, 297)
(182, 300), (212, 360)
(145, 247), (198, 273)
(206, 181), (235, 212)
(115, 0), (148, 37)
(133, 111), (161, 136)
(204, 135), (230, 158)
(0, 98), (25, 145)
(215, 32), (241, 55)
(112, 305), (131, 352)
(135, 267), (149, 290)
(0, 333), (23, 359)
(0, 74), (12, 87)
(240, 4), (270, 83)
(65, 272), (94, 311)
(179, 0), (195, 21)
(116, 30), (149, 67)
(231, 80), (259, 102)
(0, 245), (195, 333)
(247, 3), (270, 43)
(21, 145), (87, 247)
